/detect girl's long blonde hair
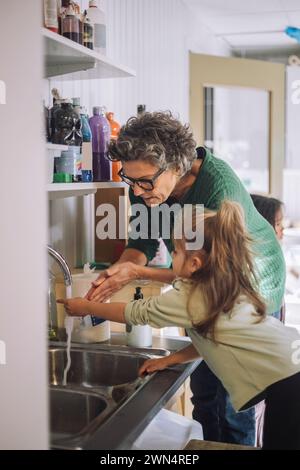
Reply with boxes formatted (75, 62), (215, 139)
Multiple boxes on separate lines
(176, 200), (266, 340)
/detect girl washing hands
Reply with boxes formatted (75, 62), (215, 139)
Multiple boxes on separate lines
(58, 201), (300, 449)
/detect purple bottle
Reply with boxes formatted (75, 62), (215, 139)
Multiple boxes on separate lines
(89, 106), (111, 181)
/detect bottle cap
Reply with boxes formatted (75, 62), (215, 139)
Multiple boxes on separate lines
(93, 106), (107, 115)
(93, 106), (100, 115)
(89, 0), (99, 8)
(83, 10), (92, 23)
(72, 97), (80, 107)
(65, 3), (76, 16)
(99, 105), (107, 115)
(61, 98), (72, 105)
(134, 287), (143, 300)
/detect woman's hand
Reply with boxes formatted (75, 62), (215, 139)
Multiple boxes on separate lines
(138, 357), (172, 376)
(57, 298), (91, 316)
(86, 262), (141, 302)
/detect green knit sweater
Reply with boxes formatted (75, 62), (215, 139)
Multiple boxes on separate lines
(126, 148), (285, 314)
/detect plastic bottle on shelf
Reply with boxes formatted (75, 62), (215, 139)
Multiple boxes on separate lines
(80, 106), (93, 178)
(61, 2), (80, 44)
(87, 0), (106, 55)
(126, 287), (152, 348)
(106, 111), (121, 182)
(44, 0), (58, 33)
(106, 111), (120, 139)
(89, 106), (111, 181)
(56, 147), (81, 181)
(57, 0), (69, 35)
(83, 10), (94, 50)
(72, 1), (83, 45)
(52, 98), (82, 146)
(80, 106), (92, 143)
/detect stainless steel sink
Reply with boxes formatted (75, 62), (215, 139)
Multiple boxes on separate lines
(49, 346), (152, 387)
(50, 387), (111, 445)
(49, 343), (170, 449)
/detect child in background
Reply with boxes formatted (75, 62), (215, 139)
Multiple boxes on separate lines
(58, 201), (300, 449)
(250, 194), (285, 447)
(251, 194), (285, 324)
(251, 194), (284, 241)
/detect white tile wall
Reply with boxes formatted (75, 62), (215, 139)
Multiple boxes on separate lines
(47, 0), (191, 124)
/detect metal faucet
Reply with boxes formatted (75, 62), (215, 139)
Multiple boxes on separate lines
(48, 246), (72, 286)
(47, 246), (72, 340)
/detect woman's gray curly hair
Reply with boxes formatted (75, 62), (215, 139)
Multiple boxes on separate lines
(108, 111), (197, 175)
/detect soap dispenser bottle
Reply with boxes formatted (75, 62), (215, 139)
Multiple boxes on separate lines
(70, 264), (111, 343)
(126, 287), (152, 348)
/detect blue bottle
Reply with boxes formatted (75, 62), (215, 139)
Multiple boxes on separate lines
(80, 107), (92, 142)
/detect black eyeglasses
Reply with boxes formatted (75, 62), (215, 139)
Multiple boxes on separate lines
(118, 167), (166, 191)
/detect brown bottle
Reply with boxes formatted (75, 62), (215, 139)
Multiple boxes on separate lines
(57, 0), (69, 35)
(62, 3), (80, 44)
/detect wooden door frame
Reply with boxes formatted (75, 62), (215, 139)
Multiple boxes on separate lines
(189, 53), (285, 198)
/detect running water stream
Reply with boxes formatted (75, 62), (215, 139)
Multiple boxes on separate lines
(63, 284), (73, 386)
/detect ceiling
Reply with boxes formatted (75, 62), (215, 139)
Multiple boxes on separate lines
(183, 0), (300, 52)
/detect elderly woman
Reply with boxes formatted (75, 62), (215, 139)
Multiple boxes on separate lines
(87, 111), (285, 446)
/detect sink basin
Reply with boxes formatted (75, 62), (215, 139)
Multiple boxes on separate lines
(47, 337), (197, 450)
(50, 387), (110, 444)
(49, 346), (154, 387)
(49, 343), (170, 448)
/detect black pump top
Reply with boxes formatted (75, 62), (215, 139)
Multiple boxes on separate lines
(134, 287), (143, 300)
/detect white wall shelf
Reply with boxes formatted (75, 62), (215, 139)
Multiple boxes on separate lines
(47, 182), (127, 200)
(43, 28), (136, 80)
(46, 143), (69, 151)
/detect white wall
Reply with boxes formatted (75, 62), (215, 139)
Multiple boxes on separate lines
(48, 0), (231, 125)
(0, 1), (48, 449)
(48, 0), (230, 267)
(49, 0), (190, 123)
